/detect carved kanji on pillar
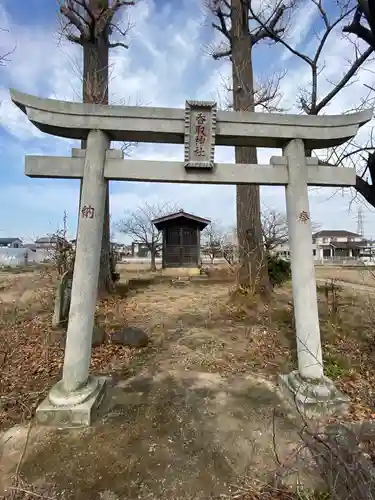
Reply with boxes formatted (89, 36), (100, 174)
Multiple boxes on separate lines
(81, 205), (95, 219)
(298, 210), (310, 223)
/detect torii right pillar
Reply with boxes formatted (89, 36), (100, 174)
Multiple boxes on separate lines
(279, 138), (350, 417)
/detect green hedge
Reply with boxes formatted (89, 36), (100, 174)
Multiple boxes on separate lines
(267, 254), (291, 288)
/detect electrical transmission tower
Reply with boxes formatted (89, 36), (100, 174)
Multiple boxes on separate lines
(357, 207), (364, 237)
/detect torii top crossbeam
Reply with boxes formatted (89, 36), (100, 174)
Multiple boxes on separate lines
(10, 89), (373, 149)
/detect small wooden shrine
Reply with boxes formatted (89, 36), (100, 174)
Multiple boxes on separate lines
(152, 210), (210, 269)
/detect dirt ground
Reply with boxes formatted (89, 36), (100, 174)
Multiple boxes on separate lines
(315, 264), (375, 287)
(1, 373), (315, 500)
(1, 264), (375, 499)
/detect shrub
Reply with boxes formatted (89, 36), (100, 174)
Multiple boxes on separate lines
(267, 254), (291, 288)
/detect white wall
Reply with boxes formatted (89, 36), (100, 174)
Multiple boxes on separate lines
(0, 248), (52, 267)
(0, 248), (28, 267)
(27, 249), (51, 264)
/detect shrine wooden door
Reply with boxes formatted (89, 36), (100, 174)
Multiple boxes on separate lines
(164, 226), (198, 267)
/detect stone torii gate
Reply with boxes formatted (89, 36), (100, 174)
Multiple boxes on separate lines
(10, 89), (372, 426)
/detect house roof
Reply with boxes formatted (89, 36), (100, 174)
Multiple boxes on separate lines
(312, 230), (362, 238)
(35, 235), (68, 244)
(152, 210), (211, 231)
(328, 241), (365, 249)
(0, 237), (21, 245)
(132, 241), (148, 246)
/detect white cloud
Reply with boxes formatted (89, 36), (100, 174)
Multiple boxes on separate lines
(280, 0), (319, 63)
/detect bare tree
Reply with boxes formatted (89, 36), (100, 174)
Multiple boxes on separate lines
(261, 209), (289, 253)
(208, 0), (290, 296)
(246, 0), (373, 116)
(262, 208), (321, 252)
(117, 202), (179, 271)
(201, 221), (228, 263)
(49, 211), (75, 277)
(318, 128), (375, 209)
(344, 0), (375, 50)
(246, 0), (375, 219)
(339, 1), (375, 208)
(59, 0), (135, 294)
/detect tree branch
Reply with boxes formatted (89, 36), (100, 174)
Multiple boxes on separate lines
(314, 7), (356, 65)
(117, 202), (179, 250)
(318, 145), (375, 210)
(60, 0), (135, 46)
(261, 209), (289, 251)
(247, 2), (313, 66)
(0, 46), (15, 66)
(251, 5), (286, 45)
(75, 0), (95, 21)
(60, 4), (90, 38)
(355, 173), (375, 206)
(211, 6), (232, 41)
(343, 6), (374, 47)
(315, 46), (374, 113)
(108, 41), (129, 49)
(66, 33), (83, 44)
(97, 0), (135, 33)
(212, 47), (231, 59)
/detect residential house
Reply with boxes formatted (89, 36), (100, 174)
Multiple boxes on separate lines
(312, 230), (368, 259)
(23, 243), (37, 251)
(273, 242), (292, 259)
(357, 240), (375, 260)
(35, 235), (71, 250)
(111, 242), (132, 261)
(70, 239), (133, 261)
(273, 230), (370, 261)
(131, 241), (151, 258)
(0, 238), (23, 248)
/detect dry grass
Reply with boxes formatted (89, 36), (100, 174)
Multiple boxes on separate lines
(1, 264), (375, 499)
(116, 264), (157, 281)
(315, 265), (375, 287)
(1, 264), (375, 427)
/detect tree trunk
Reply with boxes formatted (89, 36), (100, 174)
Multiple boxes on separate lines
(231, 0), (270, 295)
(80, 1), (113, 294)
(151, 248), (157, 271)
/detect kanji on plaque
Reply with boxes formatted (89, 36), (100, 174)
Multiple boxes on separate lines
(196, 112), (207, 125)
(81, 205), (95, 219)
(184, 101), (217, 169)
(194, 113), (207, 157)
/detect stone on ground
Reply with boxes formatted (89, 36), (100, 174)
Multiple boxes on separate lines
(110, 326), (149, 347)
(92, 326), (106, 347)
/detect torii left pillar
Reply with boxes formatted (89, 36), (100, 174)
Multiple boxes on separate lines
(36, 129), (110, 426)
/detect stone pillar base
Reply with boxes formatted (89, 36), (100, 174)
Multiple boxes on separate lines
(278, 370), (350, 418)
(36, 376), (108, 427)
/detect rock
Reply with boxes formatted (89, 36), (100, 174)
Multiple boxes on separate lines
(111, 326), (149, 347)
(92, 326), (106, 347)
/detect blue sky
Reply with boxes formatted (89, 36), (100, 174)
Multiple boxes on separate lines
(0, 0), (375, 243)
